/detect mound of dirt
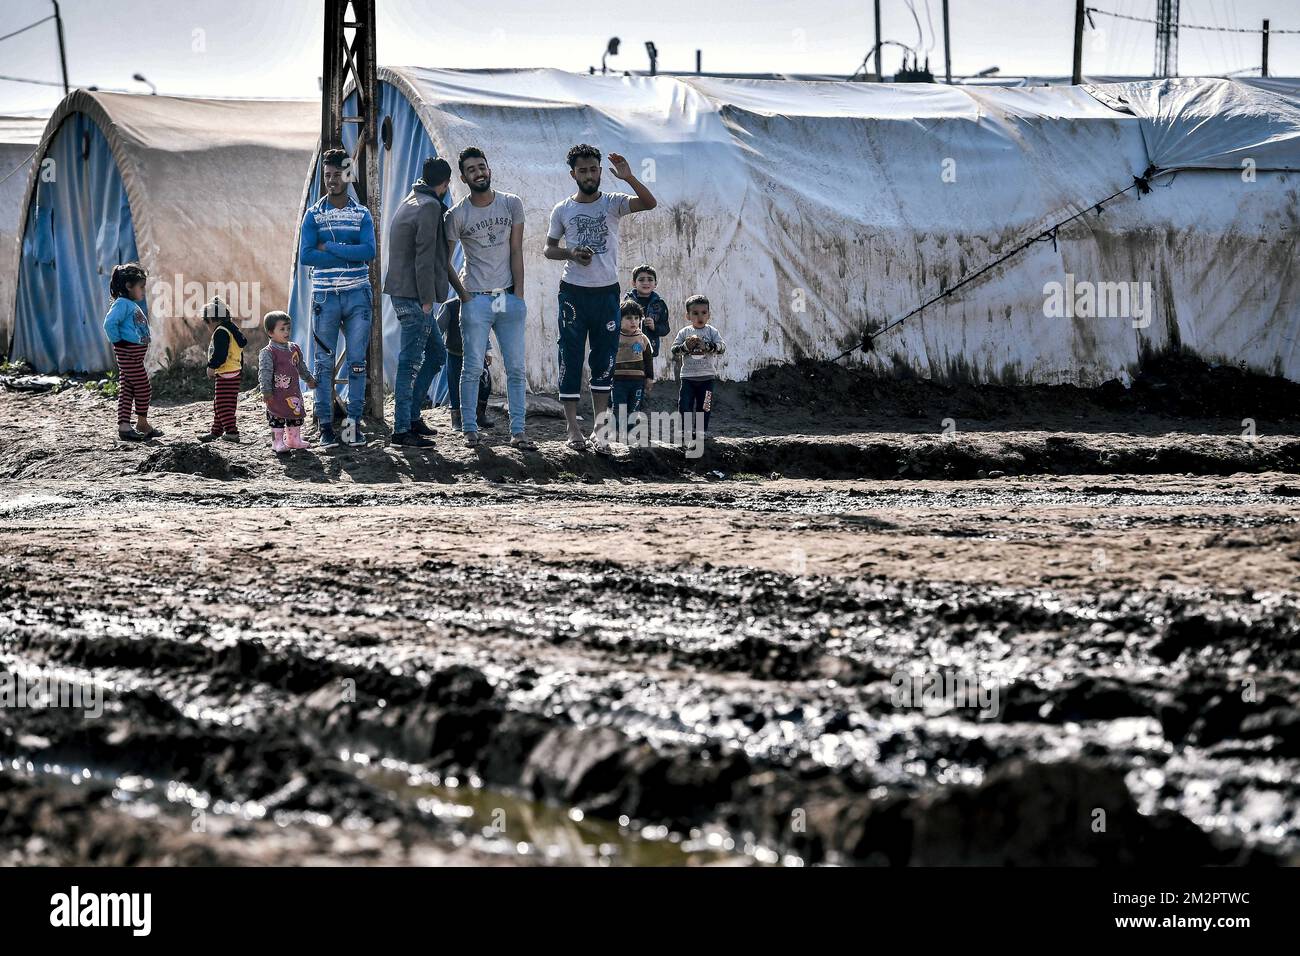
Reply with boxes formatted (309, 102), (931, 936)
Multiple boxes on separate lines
(741, 351), (1300, 424)
(137, 442), (251, 480)
(1113, 352), (1300, 420)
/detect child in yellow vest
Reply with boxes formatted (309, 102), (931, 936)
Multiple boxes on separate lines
(199, 297), (247, 442)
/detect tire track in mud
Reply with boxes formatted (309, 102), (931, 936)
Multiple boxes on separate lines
(3, 546), (1297, 865)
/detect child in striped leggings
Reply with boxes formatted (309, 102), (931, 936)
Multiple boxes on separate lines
(102, 263), (160, 441)
(198, 297), (248, 443)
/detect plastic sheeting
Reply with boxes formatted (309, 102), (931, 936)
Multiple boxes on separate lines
(0, 116), (45, 351)
(306, 70), (1295, 397)
(1086, 77), (1300, 172)
(11, 91), (317, 373)
(290, 68), (1298, 390)
(12, 113), (131, 373)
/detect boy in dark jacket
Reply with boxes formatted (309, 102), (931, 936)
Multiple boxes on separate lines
(623, 264), (671, 375)
(199, 297), (248, 442)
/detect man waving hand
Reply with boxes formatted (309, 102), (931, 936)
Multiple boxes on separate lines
(544, 144), (657, 452)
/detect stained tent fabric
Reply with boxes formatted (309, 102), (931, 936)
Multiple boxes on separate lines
(291, 69), (1300, 392)
(0, 116), (46, 351)
(11, 90), (317, 373)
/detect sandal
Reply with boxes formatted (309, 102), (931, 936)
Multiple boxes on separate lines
(510, 434), (538, 451)
(565, 437), (588, 451)
(137, 427), (163, 439)
(118, 428), (145, 442)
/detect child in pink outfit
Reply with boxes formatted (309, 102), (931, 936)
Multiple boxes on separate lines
(258, 311), (318, 454)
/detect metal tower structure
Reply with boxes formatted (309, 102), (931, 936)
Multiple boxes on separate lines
(1155, 0), (1180, 77)
(320, 0), (385, 423)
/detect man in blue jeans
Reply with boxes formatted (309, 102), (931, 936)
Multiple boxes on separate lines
(443, 146), (535, 449)
(299, 148), (377, 449)
(383, 157), (468, 448)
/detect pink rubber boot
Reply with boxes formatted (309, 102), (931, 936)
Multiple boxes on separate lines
(271, 428), (287, 454)
(285, 425), (312, 449)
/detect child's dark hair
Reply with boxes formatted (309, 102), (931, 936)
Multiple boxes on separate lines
(202, 297), (231, 322)
(685, 294), (710, 311)
(109, 263), (146, 300)
(632, 264), (657, 282)
(322, 148), (349, 171)
(566, 143), (601, 168)
(263, 310), (291, 334)
(458, 146), (486, 172)
(620, 300), (644, 319)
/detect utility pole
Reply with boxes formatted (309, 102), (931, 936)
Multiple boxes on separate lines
(874, 0), (883, 80)
(1262, 20), (1270, 78)
(1072, 0), (1085, 84)
(942, 0), (952, 84)
(1154, 0), (1179, 78)
(321, 0), (384, 425)
(51, 1), (69, 95)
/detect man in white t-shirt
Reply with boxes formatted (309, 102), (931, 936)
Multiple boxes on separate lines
(444, 146), (534, 450)
(544, 143), (657, 451)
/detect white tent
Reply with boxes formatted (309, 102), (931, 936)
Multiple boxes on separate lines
(0, 115), (47, 351)
(10, 91), (317, 373)
(297, 70), (1300, 389)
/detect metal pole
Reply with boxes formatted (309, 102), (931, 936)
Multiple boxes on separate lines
(319, 0), (384, 427)
(51, 1), (69, 95)
(696, 49), (701, 75)
(942, 0), (952, 84)
(359, 0), (384, 423)
(1072, 0), (1085, 84)
(874, 0), (883, 80)
(1262, 20), (1270, 78)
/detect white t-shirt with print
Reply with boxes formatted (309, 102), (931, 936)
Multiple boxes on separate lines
(546, 192), (634, 288)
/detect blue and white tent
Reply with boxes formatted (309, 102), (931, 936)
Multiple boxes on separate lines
(8, 90), (317, 373)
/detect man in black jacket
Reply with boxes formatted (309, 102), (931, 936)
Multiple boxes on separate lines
(383, 157), (468, 447)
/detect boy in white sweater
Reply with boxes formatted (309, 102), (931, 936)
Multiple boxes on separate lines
(668, 294), (725, 436)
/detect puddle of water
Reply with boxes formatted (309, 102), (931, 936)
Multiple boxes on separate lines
(356, 756), (789, 867)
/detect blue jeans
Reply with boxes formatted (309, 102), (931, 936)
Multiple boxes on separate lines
(311, 286), (373, 424)
(679, 377), (714, 432)
(460, 292), (527, 435)
(391, 295), (445, 433)
(415, 300), (456, 412)
(611, 378), (645, 434)
(445, 350), (463, 410)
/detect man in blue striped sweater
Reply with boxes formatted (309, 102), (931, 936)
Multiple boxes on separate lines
(299, 148), (377, 448)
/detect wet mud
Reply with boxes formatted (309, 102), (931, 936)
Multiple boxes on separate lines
(0, 378), (1297, 866)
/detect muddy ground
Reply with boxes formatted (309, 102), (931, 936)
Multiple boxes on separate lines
(1, 358), (1298, 866)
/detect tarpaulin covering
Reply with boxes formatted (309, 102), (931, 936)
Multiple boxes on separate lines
(1086, 77), (1300, 172)
(11, 91), (317, 373)
(287, 68), (1299, 390)
(0, 116), (46, 351)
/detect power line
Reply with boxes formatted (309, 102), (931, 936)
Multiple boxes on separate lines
(0, 15), (54, 45)
(1088, 6), (1300, 33)
(0, 73), (135, 93)
(0, 146), (40, 187)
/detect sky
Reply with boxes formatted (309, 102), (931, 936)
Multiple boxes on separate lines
(1, 0), (1297, 114)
